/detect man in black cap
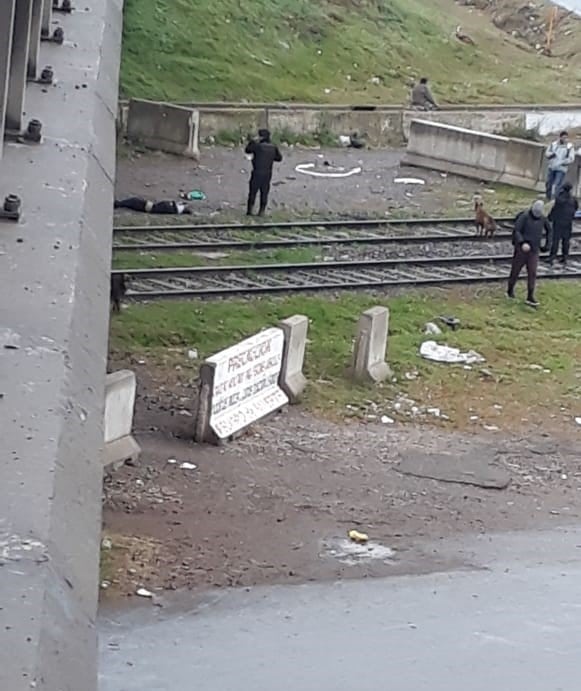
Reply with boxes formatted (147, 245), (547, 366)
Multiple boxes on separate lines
(245, 129), (283, 216)
(507, 200), (552, 307)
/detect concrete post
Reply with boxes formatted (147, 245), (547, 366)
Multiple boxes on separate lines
(352, 306), (392, 383)
(0, 0), (17, 153)
(27, 0), (43, 79)
(41, 0), (51, 36)
(104, 370), (141, 470)
(6, 0), (33, 133)
(279, 314), (308, 403)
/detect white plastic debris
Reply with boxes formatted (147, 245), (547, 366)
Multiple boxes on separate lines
(394, 177), (425, 185)
(424, 322), (442, 335)
(339, 135), (351, 147)
(420, 340), (484, 365)
(167, 458), (177, 464)
(295, 162), (362, 178)
(136, 588), (153, 598)
(575, 417), (581, 426)
(180, 462), (197, 471)
(187, 349), (199, 360)
(381, 415), (395, 424)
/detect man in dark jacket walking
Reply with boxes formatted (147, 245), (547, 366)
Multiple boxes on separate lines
(548, 182), (578, 267)
(245, 129), (283, 216)
(507, 200), (552, 307)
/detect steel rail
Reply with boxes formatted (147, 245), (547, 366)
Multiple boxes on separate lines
(113, 252), (581, 299)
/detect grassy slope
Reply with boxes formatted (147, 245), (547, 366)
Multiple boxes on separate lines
(121, 0), (581, 104)
(109, 283), (581, 434)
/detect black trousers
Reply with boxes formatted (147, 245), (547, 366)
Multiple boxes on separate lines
(247, 173), (271, 215)
(549, 225), (572, 261)
(114, 196), (147, 212)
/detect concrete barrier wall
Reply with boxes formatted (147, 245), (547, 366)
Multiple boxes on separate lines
(402, 119), (553, 191)
(127, 98), (200, 157)
(118, 101), (581, 148)
(525, 110), (581, 136)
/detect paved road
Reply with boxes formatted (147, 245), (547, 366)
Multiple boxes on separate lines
(100, 527), (581, 691)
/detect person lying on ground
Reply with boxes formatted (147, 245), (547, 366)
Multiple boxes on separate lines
(114, 197), (193, 214)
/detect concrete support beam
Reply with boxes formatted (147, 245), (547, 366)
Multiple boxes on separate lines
(0, 0), (17, 152)
(352, 306), (392, 383)
(27, 0), (44, 80)
(6, 0), (33, 132)
(41, 0), (51, 35)
(279, 315), (308, 403)
(0, 0), (124, 689)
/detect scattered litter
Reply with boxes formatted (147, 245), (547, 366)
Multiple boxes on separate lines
(427, 407), (441, 418)
(424, 321), (442, 335)
(404, 371), (419, 381)
(179, 462), (197, 471)
(439, 315), (460, 330)
(348, 529), (369, 544)
(295, 162), (362, 178)
(381, 415), (395, 425)
(470, 415), (479, 421)
(529, 364), (544, 371)
(1, 328), (21, 350)
(321, 537), (394, 566)
(483, 424), (499, 432)
(394, 177), (425, 185)
(562, 474), (568, 481)
(575, 417), (581, 426)
(187, 348), (199, 360)
(167, 458), (177, 464)
(370, 76), (381, 85)
(179, 189), (206, 201)
(101, 537), (113, 551)
(100, 581), (111, 590)
(420, 340), (485, 365)
(136, 587), (153, 599)
(339, 135), (351, 147)
(137, 359), (146, 365)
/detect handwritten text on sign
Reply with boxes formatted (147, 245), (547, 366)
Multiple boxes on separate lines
(207, 327), (288, 439)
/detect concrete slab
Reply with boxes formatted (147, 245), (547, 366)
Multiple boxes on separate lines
(397, 450), (511, 489)
(352, 306), (392, 383)
(279, 314), (308, 403)
(0, 0), (123, 689)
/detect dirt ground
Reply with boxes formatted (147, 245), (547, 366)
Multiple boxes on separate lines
(105, 146), (577, 603)
(114, 146), (530, 221)
(102, 358), (581, 602)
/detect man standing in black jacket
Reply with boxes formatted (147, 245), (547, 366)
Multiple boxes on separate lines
(245, 129), (283, 216)
(548, 182), (578, 268)
(507, 200), (552, 307)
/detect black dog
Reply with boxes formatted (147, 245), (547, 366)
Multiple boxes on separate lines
(110, 273), (127, 313)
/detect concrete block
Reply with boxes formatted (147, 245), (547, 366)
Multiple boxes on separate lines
(127, 98), (200, 157)
(104, 370), (140, 469)
(194, 327), (288, 444)
(403, 119), (549, 191)
(352, 306), (392, 383)
(279, 314), (308, 403)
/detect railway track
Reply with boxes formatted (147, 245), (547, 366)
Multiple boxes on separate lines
(113, 217), (522, 252)
(116, 252), (581, 300)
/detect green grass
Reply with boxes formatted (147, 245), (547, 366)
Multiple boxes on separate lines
(121, 0), (581, 104)
(109, 282), (581, 432)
